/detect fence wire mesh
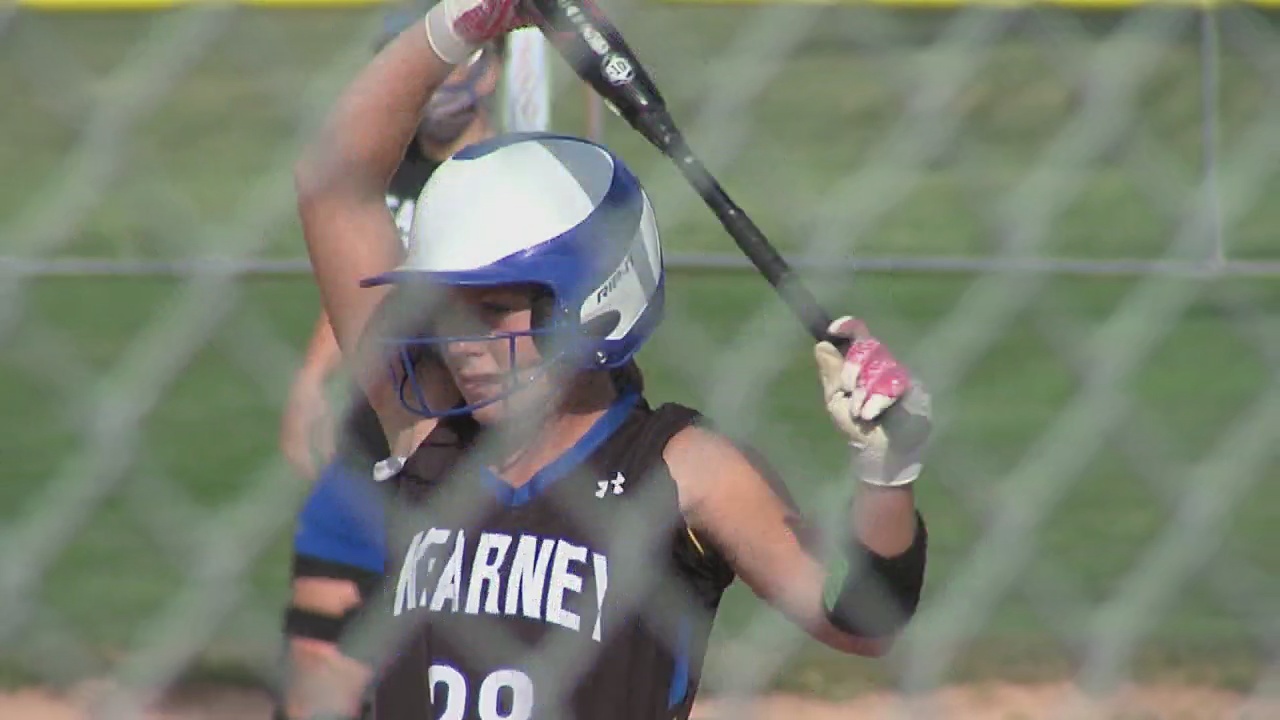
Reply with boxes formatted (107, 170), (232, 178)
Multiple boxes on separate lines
(1, 2), (1279, 719)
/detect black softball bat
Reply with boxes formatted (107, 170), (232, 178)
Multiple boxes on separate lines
(523, 0), (846, 350)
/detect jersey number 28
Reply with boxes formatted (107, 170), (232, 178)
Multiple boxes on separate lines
(430, 664), (533, 720)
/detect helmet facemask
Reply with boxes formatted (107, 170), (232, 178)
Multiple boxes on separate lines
(388, 285), (623, 420)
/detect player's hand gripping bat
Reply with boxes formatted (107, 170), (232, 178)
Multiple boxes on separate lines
(522, 0), (846, 350)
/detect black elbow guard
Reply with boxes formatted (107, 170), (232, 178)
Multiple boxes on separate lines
(827, 511), (928, 639)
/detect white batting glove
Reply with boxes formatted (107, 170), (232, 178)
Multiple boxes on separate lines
(425, 0), (532, 65)
(813, 316), (932, 488)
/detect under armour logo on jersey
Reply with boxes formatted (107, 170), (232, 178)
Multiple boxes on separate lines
(595, 473), (625, 498)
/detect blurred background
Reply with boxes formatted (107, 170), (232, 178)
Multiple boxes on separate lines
(1, 0), (1278, 717)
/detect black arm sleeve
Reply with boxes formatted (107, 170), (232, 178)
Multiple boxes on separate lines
(827, 510), (928, 640)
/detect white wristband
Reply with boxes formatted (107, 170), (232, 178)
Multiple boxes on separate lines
(424, 2), (479, 66)
(853, 443), (922, 488)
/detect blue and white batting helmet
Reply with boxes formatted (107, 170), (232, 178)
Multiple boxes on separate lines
(361, 132), (665, 417)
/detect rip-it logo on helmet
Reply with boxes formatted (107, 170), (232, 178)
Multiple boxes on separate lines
(359, 132), (665, 418)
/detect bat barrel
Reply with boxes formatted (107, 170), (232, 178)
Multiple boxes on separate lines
(671, 146), (837, 343)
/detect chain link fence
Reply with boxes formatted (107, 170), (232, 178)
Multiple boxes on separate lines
(1, 1), (1279, 718)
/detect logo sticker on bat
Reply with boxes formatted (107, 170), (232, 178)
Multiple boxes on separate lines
(602, 54), (634, 86)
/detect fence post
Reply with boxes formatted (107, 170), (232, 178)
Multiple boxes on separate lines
(1200, 6), (1225, 269)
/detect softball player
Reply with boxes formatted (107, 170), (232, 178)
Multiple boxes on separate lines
(291, 3), (932, 718)
(276, 15), (504, 720)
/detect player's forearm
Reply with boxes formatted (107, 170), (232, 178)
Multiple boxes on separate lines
(295, 19), (458, 201)
(297, 310), (344, 383)
(850, 484), (919, 557)
(287, 651), (372, 720)
(823, 480), (928, 647)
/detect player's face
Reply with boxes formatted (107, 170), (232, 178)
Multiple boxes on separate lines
(433, 285), (552, 424)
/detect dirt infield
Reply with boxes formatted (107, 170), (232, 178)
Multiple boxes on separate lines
(1, 681), (1270, 719)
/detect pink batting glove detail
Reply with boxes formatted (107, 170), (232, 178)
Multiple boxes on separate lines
(453, 0), (530, 45)
(842, 339), (911, 422)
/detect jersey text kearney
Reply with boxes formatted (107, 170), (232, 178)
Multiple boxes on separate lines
(392, 529), (611, 642)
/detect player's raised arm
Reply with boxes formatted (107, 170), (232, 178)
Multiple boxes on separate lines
(293, 0), (529, 386)
(666, 317), (931, 657)
(294, 25), (450, 365)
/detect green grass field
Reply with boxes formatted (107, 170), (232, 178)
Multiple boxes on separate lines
(2, 4), (1279, 701)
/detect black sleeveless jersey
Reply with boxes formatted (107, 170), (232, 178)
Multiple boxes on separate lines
(365, 391), (736, 720)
